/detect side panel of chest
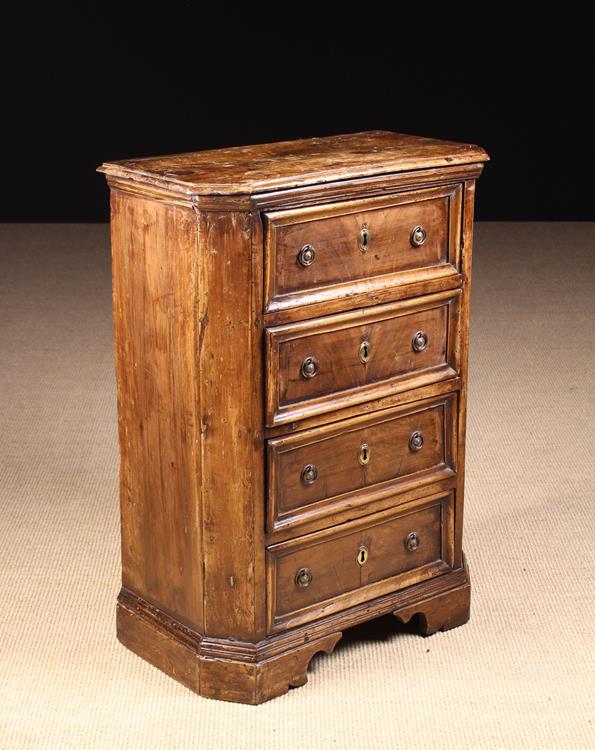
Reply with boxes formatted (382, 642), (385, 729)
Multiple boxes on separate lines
(111, 191), (267, 641)
(110, 189), (204, 630)
(196, 209), (267, 640)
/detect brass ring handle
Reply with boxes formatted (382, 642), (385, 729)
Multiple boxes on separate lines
(301, 464), (318, 485)
(359, 339), (371, 363)
(405, 532), (420, 552)
(295, 567), (313, 588)
(410, 225), (427, 247)
(409, 431), (424, 452)
(358, 442), (371, 466)
(297, 244), (316, 267)
(359, 224), (369, 253)
(412, 330), (428, 352)
(301, 356), (319, 379)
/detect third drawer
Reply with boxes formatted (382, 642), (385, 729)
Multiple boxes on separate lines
(267, 392), (457, 533)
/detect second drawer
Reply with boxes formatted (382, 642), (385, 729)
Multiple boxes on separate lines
(265, 289), (461, 426)
(267, 393), (457, 533)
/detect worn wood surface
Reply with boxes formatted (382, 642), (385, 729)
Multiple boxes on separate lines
(268, 494), (452, 631)
(393, 570), (471, 635)
(99, 130), (488, 196)
(101, 131), (487, 704)
(116, 554), (470, 703)
(265, 185), (460, 311)
(267, 394), (456, 533)
(453, 179), (477, 570)
(266, 290), (461, 426)
(109, 189), (204, 631)
(196, 209), (266, 640)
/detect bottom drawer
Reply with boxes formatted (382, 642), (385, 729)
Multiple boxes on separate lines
(267, 491), (454, 632)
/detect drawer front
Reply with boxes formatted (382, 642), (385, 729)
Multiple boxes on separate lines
(267, 394), (456, 533)
(267, 492), (454, 631)
(264, 185), (462, 313)
(265, 289), (460, 426)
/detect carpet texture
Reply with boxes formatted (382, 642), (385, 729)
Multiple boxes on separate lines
(0, 223), (593, 749)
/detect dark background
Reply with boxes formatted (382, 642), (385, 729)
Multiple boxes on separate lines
(2, 7), (590, 222)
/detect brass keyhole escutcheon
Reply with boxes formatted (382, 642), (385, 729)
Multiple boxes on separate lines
(359, 224), (369, 254)
(357, 544), (369, 566)
(359, 339), (371, 364)
(358, 442), (371, 466)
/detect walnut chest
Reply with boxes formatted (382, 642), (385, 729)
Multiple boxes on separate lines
(98, 131), (488, 704)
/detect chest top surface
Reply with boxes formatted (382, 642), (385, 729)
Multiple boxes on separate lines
(98, 130), (488, 195)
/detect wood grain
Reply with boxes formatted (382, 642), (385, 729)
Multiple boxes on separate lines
(99, 130), (488, 196)
(115, 556), (470, 703)
(393, 572), (471, 635)
(263, 377), (461, 439)
(453, 179), (477, 569)
(265, 184), (461, 312)
(267, 393), (456, 533)
(197, 209), (266, 641)
(252, 163), (483, 212)
(266, 290), (461, 426)
(105, 163), (484, 216)
(199, 632), (342, 704)
(110, 189), (204, 630)
(267, 491), (454, 632)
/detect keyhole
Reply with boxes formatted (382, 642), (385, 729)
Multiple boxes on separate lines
(359, 443), (371, 465)
(357, 545), (368, 566)
(359, 225), (369, 253)
(359, 339), (371, 363)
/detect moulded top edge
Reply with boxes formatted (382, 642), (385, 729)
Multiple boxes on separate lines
(97, 130), (489, 196)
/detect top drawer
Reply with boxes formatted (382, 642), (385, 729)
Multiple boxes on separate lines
(264, 185), (462, 313)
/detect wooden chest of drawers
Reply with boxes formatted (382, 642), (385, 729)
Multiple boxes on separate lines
(98, 131), (488, 704)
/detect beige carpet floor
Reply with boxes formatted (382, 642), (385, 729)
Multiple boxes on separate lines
(0, 223), (593, 749)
